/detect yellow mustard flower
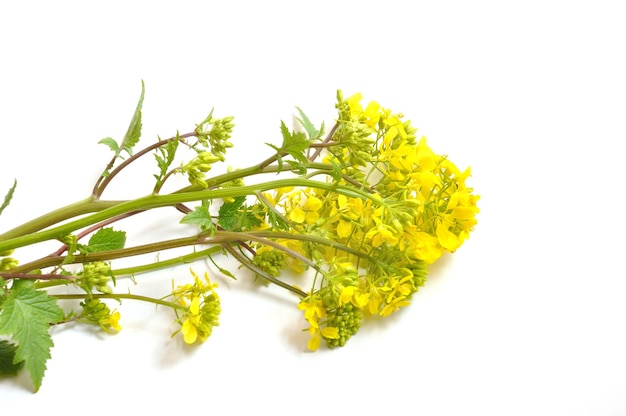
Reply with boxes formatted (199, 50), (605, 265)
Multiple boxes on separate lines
(298, 296), (340, 351)
(173, 269), (221, 345)
(365, 218), (399, 248)
(99, 310), (121, 333)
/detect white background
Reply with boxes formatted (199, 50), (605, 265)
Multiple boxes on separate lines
(1, 1), (626, 414)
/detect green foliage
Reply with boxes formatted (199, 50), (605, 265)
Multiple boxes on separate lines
(85, 228), (127, 253)
(0, 284), (64, 391)
(218, 196), (262, 231)
(0, 179), (17, 218)
(180, 200), (214, 232)
(120, 80), (145, 157)
(61, 228), (126, 264)
(98, 137), (120, 154)
(279, 121), (310, 163)
(0, 339), (24, 377)
(295, 106), (325, 141)
(98, 81), (145, 160)
(266, 121), (310, 172)
(153, 134), (180, 189)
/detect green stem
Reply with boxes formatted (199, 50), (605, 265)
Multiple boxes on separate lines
(112, 246), (224, 277)
(248, 230), (387, 270)
(0, 178), (379, 253)
(0, 198), (123, 241)
(53, 293), (182, 310)
(32, 246), (226, 290)
(93, 132), (197, 199)
(9, 234), (213, 273)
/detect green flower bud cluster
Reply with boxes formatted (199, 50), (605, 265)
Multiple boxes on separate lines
(182, 151), (222, 188)
(79, 298), (121, 333)
(197, 292), (221, 340)
(77, 261), (113, 294)
(408, 262), (428, 291)
(253, 248), (287, 279)
(1, 249), (18, 271)
(323, 303), (363, 348)
(195, 111), (235, 162)
(334, 121), (377, 167)
(1, 256), (18, 271)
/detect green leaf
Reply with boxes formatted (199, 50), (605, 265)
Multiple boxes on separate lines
(86, 228), (127, 253)
(279, 121), (310, 164)
(0, 339), (24, 377)
(119, 80), (145, 157)
(0, 179), (17, 218)
(295, 107), (324, 140)
(218, 196), (246, 231)
(218, 196), (262, 231)
(153, 134), (180, 187)
(180, 200), (214, 232)
(285, 160), (308, 175)
(98, 137), (120, 154)
(0, 286), (64, 391)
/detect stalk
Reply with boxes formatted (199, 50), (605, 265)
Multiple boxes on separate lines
(0, 178), (380, 254)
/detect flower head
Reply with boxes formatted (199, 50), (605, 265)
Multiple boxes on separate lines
(172, 269), (221, 344)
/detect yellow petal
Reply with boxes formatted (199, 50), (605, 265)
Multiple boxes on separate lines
(320, 326), (339, 339)
(189, 296), (201, 315)
(353, 292), (370, 308)
(305, 211), (320, 225)
(308, 334), (321, 351)
(304, 196), (322, 211)
(337, 220), (353, 238)
(436, 223), (461, 251)
(289, 208), (306, 223)
(181, 319), (198, 344)
(337, 194), (348, 209)
(109, 312), (122, 331)
(339, 286), (356, 305)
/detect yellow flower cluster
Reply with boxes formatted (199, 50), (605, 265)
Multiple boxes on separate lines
(265, 92), (478, 350)
(171, 269), (221, 344)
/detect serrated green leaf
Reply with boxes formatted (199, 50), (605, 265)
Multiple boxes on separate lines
(120, 80), (145, 157)
(218, 196), (246, 231)
(0, 339), (24, 377)
(0, 179), (17, 218)
(180, 200), (214, 232)
(295, 106), (323, 140)
(0, 286), (64, 391)
(280, 120), (291, 145)
(10, 278), (34, 291)
(98, 137), (120, 154)
(279, 121), (310, 164)
(218, 196), (262, 231)
(153, 134), (180, 187)
(86, 228), (126, 253)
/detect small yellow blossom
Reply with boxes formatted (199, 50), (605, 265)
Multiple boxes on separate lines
(289, 207), (306, 223)
(298, 296), (341, 351)
(365, 219), (399, 248)
(99, 310), (121, 333)
(172, 269), (221, 345)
